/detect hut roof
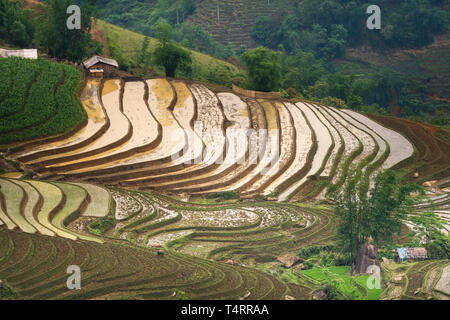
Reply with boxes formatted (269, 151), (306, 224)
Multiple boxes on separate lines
(397, 247), (427, 260)
(0, 48), (38, 59)
(83, 55), (118, 69)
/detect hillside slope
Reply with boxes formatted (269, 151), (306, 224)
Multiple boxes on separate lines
(185, 0), (295, 50)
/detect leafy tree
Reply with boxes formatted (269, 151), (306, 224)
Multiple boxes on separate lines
(40, 0), (101, 62)
(426, 235), (450, 259)
(251, 16), (271, 46)
(241, 47), (281, 92)
(0, 0), (35, 47)
(282, 50), (328, 95)
(138, 36), (151, 68)
(153, 21), (192, 77)
(174, 22), (219, 56)
(335, 170), (423, 260)
(105, 30), (129, 70)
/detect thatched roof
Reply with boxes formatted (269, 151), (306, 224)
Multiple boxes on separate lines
(0, 48), (38, 59)
(83, 55), (118, 69)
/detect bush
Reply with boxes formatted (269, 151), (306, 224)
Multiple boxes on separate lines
(207, 191), (240, 201)
(426, 236), (450, 259)
(88, 216), (115, 235)
(319, 96), (347, 109)
(319, 251), (351, 267)
(298, 245), (352, 267)
(298, 245), (332, 260)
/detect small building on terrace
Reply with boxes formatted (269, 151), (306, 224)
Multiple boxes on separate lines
(397, 247), (428, 262)
(82, 55), (119, 78)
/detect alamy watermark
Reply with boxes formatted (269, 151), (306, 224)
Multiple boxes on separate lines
(366, 5), (381, 30)
(366, 265), (381, 290)
(66, 5), (81, 30)
(66, 265), (81, 290)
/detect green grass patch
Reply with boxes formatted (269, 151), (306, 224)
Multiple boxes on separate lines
(300, 266), (382, 300)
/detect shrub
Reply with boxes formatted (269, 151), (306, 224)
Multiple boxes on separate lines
(88, 216), (115, 235)
(319, 96), (347, 109)
(207, 191), (240, 201)
(298, 245), (332, 260)
(426, 236), (450, 259)
(176, 290), (188, 300)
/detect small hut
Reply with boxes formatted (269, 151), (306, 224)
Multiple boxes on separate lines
(397, 247), (427, 262)
(82, 55), (119, 78)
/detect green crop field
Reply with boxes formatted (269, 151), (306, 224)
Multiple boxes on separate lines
(0, 58), (85, 146)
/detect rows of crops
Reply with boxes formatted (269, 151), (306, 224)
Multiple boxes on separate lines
(0, 57), (39, 118)
(0, 58), (85, 145)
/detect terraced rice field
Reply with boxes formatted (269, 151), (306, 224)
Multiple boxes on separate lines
(380, 260), (450, 300)
(1, 61), (449, 300)
(8, 74), (445, 205)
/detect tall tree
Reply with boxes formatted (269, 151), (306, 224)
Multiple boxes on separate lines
(0, 0), (35, 47)
(241, 47), (281, 92)
(335, 170), (423, 260)
(40, 0), (101, 62)
(153, 21), (192, 78)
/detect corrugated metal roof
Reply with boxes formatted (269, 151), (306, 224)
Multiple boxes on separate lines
(0, 49), (38, 59)
(83, 55), (118, 69)
(397, 247), (427, 260)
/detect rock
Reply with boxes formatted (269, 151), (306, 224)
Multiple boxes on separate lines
(224, 259), (238, 266)
(293, 263), (307, 270)
(422, 180), (437, 187)
(312, 288), (328, 300)
(277, 253), (302, 268)
(284, 295), (296, 300)
(351, 242), (380, 275)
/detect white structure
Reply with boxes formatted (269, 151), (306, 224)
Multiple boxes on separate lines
(0, 48), (38, 59)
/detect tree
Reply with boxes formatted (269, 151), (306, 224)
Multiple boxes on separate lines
(282, 50), (327, 94)
(153, 21), (192, 78)
(106, 30), (129, 71)
(241, 47), (281, 92)
(251, 16), (271, 46)
(0, 0), (35, 47)
(40, 0), (102, 62)
(138, 36), (151, 67)
(335, 170), (423, 260)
